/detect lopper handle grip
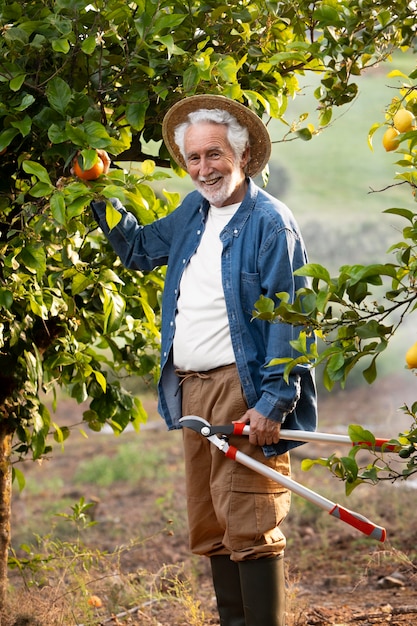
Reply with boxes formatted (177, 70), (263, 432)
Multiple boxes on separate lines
(231, 423), (248, 435)
(330, 504), (386, 542)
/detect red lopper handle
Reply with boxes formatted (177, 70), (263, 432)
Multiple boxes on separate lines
(353, 438), (400, 453)
(330, 504), (386, 542)
(225, 444), (239, 460)
(232, 423), (247, 436)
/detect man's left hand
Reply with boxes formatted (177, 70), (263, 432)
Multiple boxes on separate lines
(234, 408), (281, 447)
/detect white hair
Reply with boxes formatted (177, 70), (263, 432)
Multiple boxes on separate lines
(174, 108), (250, 162)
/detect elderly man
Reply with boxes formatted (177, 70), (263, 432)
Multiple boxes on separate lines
(92, 95), (317, 626)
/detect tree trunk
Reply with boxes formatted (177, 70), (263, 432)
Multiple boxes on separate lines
(0, 420), (13, 618)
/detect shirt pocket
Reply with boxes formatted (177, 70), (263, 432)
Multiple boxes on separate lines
(240, 271), (262, 316)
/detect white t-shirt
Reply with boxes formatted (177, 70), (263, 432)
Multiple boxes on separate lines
(173, 203), (240, 371)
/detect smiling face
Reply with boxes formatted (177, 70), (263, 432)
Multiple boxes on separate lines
(184, 122), (249, 207)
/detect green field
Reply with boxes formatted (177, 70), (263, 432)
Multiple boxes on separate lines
(267, 53), (414, 272)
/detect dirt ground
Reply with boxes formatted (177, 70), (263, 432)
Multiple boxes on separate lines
(8, 373), (417, 625)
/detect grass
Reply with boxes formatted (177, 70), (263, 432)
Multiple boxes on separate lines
(8, 386), (417, 625)
(73, 441), (169, 487)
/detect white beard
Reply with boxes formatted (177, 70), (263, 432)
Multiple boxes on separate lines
(194, 167), (244, 207)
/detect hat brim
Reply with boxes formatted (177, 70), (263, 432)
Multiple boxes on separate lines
(162, 95), (271, 178)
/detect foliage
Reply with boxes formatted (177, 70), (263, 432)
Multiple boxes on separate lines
(254, 64), (417, 491)
(1, 0), (415, 462)
(301, 406), (417, 495)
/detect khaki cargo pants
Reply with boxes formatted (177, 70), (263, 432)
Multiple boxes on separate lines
(180, 364), (291, 562)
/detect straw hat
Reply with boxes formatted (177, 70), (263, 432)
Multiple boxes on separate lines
(162, 94), (271, 178)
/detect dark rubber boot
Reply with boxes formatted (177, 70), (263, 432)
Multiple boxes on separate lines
(238, 556), (286, 626)
(210, 555), (246, 626)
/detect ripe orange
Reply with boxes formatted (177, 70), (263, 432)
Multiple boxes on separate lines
(73, 152), (105, 181)
(382, 127), (400, 152)
(87, 595), (103, 608)
(393, 109), (415, 133)
(405, 341), (417, 369)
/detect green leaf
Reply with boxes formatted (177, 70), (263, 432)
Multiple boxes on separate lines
(75, 148), (99, 171)
(356, 320), (392, 339)
(4, 26), (29, 45)
(9, 74), (26, 91)
(348, 424), (375, 446)
(183, 65), (200, 92)
(130, 396), (148, 432)
(11, 114), (32, 137)
(71, 272), (95, 296)
(139, 296), (160, 339)
(52, 38), (70, 53)
(82, 121), (113, 148)
(153, 13), (186, 32)
(301, 457), (331, 471)
(0, 288), (13, 309)
(31, 430), (47, 460)
(294, 264), (331, 284)
(18, 245), (46, 279)
(217, 57), (238, 82)
(81, 36), (96, 55)
(345, 478), (363, 495)
(363, 358), (377, 384)
(93, 370), (107, 393)
(53, 424), (70, 443)
(29, 181), (54, 197)
(319, 107), (332, 126)
(46, 76), (72, 115)
(0, 127), (19, 151)
(253, 294), (275, 317)
(12, 467), (26, 492)
(103, 289), (126, 334)
(48, 123), (69, 144)
(22, 160), (52, 185)
(155, 34), (186, 58)
(105, 200), (122, 230)
(126, 101), (148, 131)
(383, 207), (415, 222)
(50, 192), (66, 225)
(296, 127), (313, 141)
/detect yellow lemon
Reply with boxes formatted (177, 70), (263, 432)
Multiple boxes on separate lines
(382, 127), (400, 152)
(393, 109), (416, 133)
(405, 341), (417, 369)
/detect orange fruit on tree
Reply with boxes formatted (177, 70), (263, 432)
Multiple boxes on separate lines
(393, 108), (415, 133)
(382, 127), (400, 152)
(73, 152), (105, 181)
(405, 341), (417, 369)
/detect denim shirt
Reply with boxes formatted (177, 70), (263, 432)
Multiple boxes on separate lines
(91, 179), (317, 456)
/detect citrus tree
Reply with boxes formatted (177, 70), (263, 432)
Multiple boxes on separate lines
(254, 66), (417, 493)
(0, 0), (416, 609)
